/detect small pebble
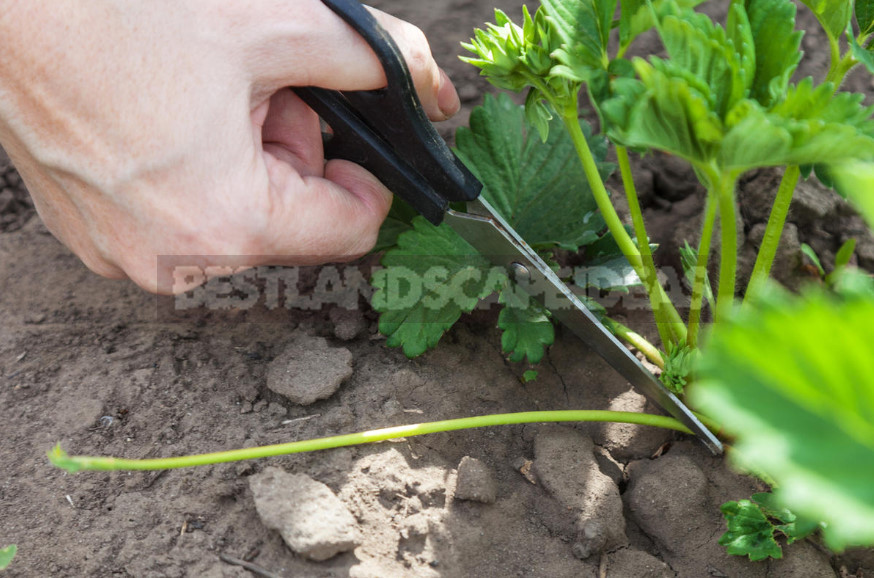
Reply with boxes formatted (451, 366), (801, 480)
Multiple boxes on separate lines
(454, 456), (497, 504)
(266, 402), (287, 417)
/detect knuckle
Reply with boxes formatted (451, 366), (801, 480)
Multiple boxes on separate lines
(401, 25), (433, 74)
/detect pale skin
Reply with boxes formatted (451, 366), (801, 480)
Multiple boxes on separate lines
(0, 1), (460, 293)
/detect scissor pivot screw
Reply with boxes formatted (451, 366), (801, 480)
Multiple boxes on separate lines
(509, 262), (531, 283)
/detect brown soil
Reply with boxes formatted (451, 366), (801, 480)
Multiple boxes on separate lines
(2, 1), (873, 577)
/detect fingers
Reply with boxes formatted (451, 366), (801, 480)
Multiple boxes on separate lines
(258, 157), (392, 263)
(116, 159), (392, 295)
(367, 8), (460, 120)
(259, 89), (324, 177)
(245, 1), (459, 121)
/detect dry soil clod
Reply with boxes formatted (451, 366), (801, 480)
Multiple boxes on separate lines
(266, 335), (353, 406)
(249, 467), (361, 561)
(532, 426), (627, 559)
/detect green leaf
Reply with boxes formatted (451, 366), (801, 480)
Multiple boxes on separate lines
(588, 60), (643, 138)
(498, 287), (555, 364)
(830, 162), (874, 229)
(373, 95), (612, 360)
(373, 199), (418, 253)
(574, 228), (647, 291)
(750, 492), (792, 521)
(460, 6), (577, 105)
(858, 0), (874, 35)
(726, 1), (757, 94)
(524, 89), (553, 142)
(607, 1), (870, 175)
(719, 101), (793, 169)
(769, 78), (873, 127)
(719, 500), (784, 560)
(753, 492), (824, 544)
(800, 243), (825, 276)
(721, 79), (874, 170)
(833, 267), (874, 298)
(619, 0), (707, 53)
(719, 491), (825, 560)
(455, 94), (611, 251)
(680, 240), (715, 308)
(849, 27), (874, 76)
(656, 1), (752, 117)
(835, 238), (857, 270)
(619, 0), (649, 50)
(522, 369), (539, 383)
(742, 0), (803, 107)
(798, 0), (853, 43)
(660, 342), (695, 394)
(609, 59), (723, 164)
(541, 0), (615, 78)
(692, 289), (874, 550)
(824, 238), (857, 287)
(371, 217), (505, 358)
(0, 545), (16, 571)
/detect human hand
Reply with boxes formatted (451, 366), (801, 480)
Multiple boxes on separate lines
(0, 1), (459, 293)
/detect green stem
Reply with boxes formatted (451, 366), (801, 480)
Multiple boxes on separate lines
(603, 317), (665, 369)
(687, 193), (718, 348)
(746, 48), (855, 303)
(556, 95), (686, 345)
(693, 411), (723, 435)
(559, 98), (638, 264)
(827, 36), (842, 85)
(49, 410), (693, 472)
(745, 165), (801, 302)
(616, 146), (678, 347)
(825, 45), (857, 87)
(617, 147), (650, 262)
(714, 172), (739, 323)
(617, 43), (629, 60)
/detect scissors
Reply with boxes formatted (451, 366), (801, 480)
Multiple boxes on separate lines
(294, 0), (722, 454)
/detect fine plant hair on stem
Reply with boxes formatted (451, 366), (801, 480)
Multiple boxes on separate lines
(616, 145), (684, 346)
(715, 172), (740, 323)
(745, 42), (860, 302)
(554, 92), (686, 346)
(688, 194), (718, 347)
(745, 165), (801, 301)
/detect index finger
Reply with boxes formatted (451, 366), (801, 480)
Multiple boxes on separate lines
(244, 1), (460, 121)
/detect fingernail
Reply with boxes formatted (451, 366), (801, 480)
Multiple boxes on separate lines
(437, 69), (461, 119)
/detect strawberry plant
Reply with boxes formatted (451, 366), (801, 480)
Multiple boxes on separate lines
(44, 0), (874, 565)
(693, 280), (874, 551)
(370, 0), (874, 558)
(374, 0), (874, 367)
(718, 492), (823, 560)
(370, 93), (623, 364)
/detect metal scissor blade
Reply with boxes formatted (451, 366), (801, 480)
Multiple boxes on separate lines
(444, 198), (723, 454)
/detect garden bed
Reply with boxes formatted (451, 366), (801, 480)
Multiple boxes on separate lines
(1, 0), (873, 576)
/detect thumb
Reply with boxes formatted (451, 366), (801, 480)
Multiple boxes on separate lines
(243, 1), (460, 120)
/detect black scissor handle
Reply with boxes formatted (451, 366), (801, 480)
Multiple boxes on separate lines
(293, 0), (481, 224)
